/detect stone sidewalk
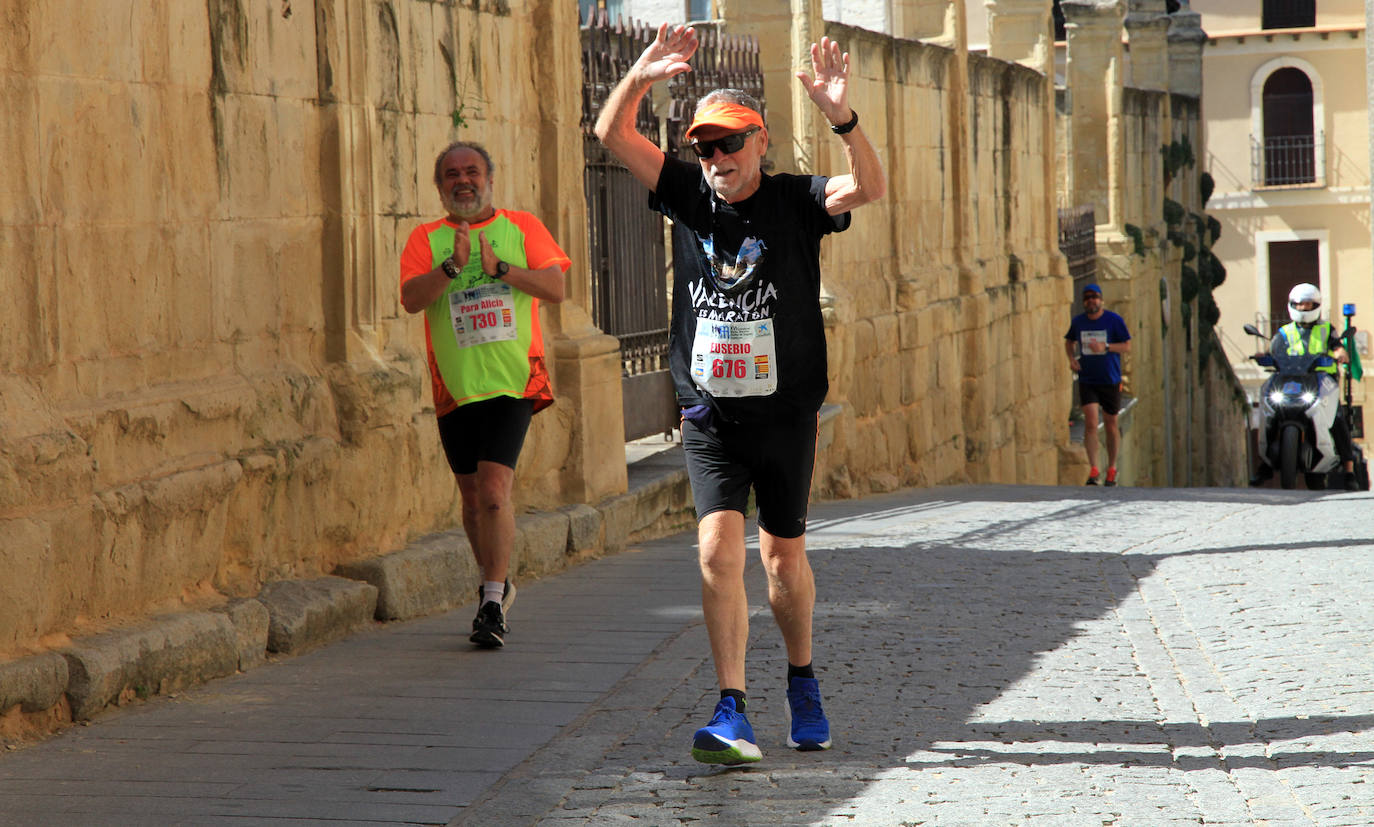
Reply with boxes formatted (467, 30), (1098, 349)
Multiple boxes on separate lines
(3, 482), (1374, 825)
(0, 440), (695, 731)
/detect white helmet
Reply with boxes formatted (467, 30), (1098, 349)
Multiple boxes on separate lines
(1288, 283), (1322, 324)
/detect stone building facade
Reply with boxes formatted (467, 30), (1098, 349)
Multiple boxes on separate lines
(1196, 0), (1371, 431)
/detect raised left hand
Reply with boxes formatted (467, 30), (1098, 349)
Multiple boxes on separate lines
(795, 36), (852, 126)
(478, 231), (500, 277)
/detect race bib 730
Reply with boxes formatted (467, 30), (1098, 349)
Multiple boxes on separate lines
(449, 283), (518, 348)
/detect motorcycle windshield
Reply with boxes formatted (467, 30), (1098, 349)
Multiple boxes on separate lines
(1268, 350), (1331, 376)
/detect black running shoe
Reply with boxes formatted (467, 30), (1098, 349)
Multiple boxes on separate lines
(470, 601), (508, 648)
(476, 580), (517, 613)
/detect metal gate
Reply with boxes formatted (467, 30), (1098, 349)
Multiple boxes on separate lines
(662, 25), (766, 162)
(581, 13), (674, 441)
(1057, 205), (1097, 298)
(1058, 205), (1098, 415)
(580, 13), (764, 441)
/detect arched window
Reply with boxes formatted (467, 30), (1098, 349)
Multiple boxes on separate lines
(1262, 0), (1315, 29)
(1259, 68), (1316, 185)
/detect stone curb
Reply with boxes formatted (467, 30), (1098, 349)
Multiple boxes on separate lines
(0, 652), (68, 715)
(61, 611), (240, 721)
(210, 597), (271, 672)
(5, 461), (692, 727)
(257, 576), (379, 655)
(335, 531), (471, 622)
(335, 465), (693, 624)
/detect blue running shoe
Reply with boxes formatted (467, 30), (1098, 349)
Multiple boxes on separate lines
(691, 696), (762, 765)
(785, 676), (831, 751)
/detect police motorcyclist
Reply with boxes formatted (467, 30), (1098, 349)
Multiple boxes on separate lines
(1262, 283), (1358, 491)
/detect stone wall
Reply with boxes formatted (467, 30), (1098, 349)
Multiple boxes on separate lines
(0, 0), (1243, 663)
(810, 28), (1070, 496)
(0, 0), (624, 658)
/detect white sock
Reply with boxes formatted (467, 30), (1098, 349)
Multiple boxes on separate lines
(483, 580), (504, 606)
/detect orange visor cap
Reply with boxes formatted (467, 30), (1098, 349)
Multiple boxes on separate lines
(686, 102), (765, 140)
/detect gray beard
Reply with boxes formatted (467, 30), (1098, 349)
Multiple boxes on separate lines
(444, 190), (488, 220)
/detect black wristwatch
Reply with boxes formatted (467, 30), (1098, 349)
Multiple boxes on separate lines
(831, 109), (859, 135)
(440, 257), (461, 280)
(487, 261), (510, 280)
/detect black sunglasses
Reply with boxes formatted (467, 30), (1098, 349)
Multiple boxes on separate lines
(690, 127), (760, 159)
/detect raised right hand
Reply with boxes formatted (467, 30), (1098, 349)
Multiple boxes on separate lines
(632, 23), (698, 84)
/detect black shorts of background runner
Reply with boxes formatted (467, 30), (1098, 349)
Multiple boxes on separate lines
(681, 414), (818, 539)
(1078, 382), (1122, 416)
(436, 396), (535, 475)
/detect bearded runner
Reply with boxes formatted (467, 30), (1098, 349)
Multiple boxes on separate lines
(401, 209), (568, 416)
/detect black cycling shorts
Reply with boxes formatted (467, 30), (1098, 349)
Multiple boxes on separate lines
(436, 395), (535, 476)
(1079, 382), (1122, 415)
(681, 413), (818, 539)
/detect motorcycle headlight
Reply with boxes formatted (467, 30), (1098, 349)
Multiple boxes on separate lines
(1300, 391), (1317, 405)
(1268, 390), (1286, 405)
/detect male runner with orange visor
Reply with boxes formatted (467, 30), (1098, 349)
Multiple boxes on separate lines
(400, 141), (568, 649)
(595, 25), (886, 764)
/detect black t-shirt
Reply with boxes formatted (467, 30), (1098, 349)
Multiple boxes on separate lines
(649, 156), (850, 423)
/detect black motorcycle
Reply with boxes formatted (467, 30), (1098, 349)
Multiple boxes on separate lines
(1244, 320), (1368, 491)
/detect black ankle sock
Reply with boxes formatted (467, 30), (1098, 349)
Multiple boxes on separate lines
(720, 688), (746, 711)
(788, 662), (815, 681)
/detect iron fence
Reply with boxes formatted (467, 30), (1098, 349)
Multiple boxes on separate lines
(1058, 205), (1098, 415)
(1252, 313), (1283, 340)
(580, 12), (669, 377)
(1250, 133), (1322, 187)
(580, 14), (766, 439)
(1058, 205), (1097, 295)
(662, 24), (765, 161)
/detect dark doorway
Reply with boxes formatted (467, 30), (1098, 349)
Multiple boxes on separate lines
(1261, 68), (1316, 185)
(1267, 239), (1319, 335)
(1262, 0), (1315, 29)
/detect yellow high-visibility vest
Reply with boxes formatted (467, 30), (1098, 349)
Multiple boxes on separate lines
(1278, 321), (1337, 374)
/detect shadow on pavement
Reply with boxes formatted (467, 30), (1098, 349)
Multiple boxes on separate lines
(529, 485), (1374, 823)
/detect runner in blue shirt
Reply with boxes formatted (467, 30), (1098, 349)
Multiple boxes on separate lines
(1064, 283), (1132, 485)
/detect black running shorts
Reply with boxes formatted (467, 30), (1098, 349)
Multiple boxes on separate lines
(436, 396), (535, 476)
(1078, 382), (1122, 415)
(681, 413), (818, 539)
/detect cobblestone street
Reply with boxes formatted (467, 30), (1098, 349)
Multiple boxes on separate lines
(4, 484), (1373, 826)
(462, 486), (1374, 826)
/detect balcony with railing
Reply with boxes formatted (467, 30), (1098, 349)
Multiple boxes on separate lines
(1250, 132), (1324, 188)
